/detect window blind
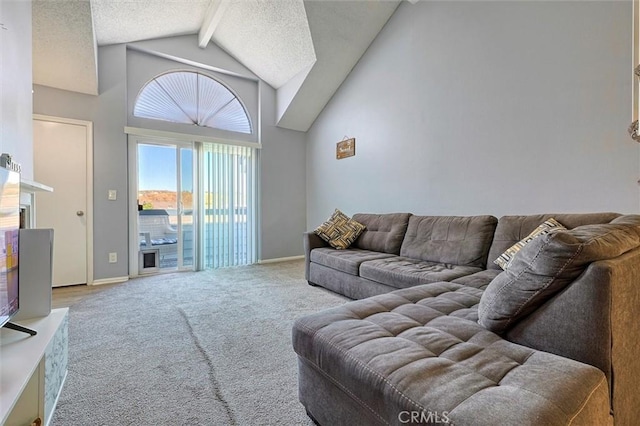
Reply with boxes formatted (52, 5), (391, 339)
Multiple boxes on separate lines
(202, 143), (256, 268)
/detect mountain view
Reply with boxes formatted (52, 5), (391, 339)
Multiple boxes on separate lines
(138, 190), (193, 210)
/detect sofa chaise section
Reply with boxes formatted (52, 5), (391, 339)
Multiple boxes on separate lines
(293, 284), (612, 425)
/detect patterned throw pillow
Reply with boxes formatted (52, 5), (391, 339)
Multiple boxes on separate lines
(494, 218), (566, 270)
(314, 209), (366, 250)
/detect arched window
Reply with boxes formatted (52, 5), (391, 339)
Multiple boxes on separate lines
(133, 71), (252, 134)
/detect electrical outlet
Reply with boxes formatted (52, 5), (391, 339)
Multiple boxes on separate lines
(109, 252), (117, 263)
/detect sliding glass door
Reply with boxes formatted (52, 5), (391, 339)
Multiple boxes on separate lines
(132, 137), (257, 273)
(137, 142), (195, 271)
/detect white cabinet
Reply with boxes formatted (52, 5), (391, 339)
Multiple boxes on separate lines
(0, 308), (69, 426)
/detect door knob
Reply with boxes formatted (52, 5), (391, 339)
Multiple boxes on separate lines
(76, 211), (84, 216)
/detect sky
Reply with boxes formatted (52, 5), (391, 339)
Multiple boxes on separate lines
(138, 144), (193, 192)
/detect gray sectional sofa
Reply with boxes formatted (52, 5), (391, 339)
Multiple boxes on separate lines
(294, 212), (640, 425)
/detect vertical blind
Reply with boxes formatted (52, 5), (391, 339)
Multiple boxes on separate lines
(202, 143), (257, 268)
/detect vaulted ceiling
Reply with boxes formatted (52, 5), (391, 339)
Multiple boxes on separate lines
(32, 0), (401, 132)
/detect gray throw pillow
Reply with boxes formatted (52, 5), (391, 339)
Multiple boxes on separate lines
(478, 215), (640, 333)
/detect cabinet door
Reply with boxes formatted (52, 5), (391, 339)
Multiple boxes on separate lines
(4, 364), (43, 426)
(44, 313), (69, 423)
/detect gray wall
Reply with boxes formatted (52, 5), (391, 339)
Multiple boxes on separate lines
(34, 45), (129, 280)
(260, 83), (307, 260)
(306, 1), (639, 227)
(34, 37), (306, 281)
(0, 0), (33, 178)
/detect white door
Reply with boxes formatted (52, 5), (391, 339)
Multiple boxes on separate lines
(33, 118), (90, 287)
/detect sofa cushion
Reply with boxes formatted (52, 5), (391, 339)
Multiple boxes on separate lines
(293, 283), (610, 426)
(310, 248), (395, 276)
(360, 257), (481, 289)
(451, 269), (502, 290)
(479, 215), (640, 333)
(494, 218), (566, 270)
(487, 212), (621, 270)
(314, 209), (366, 249)
(399, 215), (498, 268)
(352, 213), (411, 255)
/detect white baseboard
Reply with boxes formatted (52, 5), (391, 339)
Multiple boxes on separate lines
(90, 276), (129, 286)
(258, 255), (304, 264)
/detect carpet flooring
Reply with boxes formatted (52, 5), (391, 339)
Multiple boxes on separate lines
(51, 260), (348, 425)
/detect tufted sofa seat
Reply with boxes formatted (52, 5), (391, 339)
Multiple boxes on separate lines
(310, 248), (396, 276)
(359, 257), (482, 288)
(299, 212), (640, 425)
(293, 283), (612, 425)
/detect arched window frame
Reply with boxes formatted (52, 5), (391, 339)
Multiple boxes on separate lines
(133, 70), (253, 135)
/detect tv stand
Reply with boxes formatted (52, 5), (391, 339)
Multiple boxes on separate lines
(3, 321), (37, 336)
(1, 309), (68, 426)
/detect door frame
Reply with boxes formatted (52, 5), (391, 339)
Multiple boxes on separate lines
(32, 114), (94, 285)
(127, 134), (198, 276)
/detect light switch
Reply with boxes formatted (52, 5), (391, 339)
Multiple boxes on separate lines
(108, 190), (117, 200)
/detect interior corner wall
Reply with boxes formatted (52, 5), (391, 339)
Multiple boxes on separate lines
(34, 37), (307, 278)
(306, 1), (639, 228)
(33, 44), (130, 281)
(260, 83), (307, 261)
(0, 0), (33, 179)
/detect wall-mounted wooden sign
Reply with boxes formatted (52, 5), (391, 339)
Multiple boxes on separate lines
(336, 138), (356, 159)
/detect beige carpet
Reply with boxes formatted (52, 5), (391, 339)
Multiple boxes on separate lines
(51, 260), (348, 426)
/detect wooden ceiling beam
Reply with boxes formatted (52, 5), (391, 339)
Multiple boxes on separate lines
(198, 0), (230, 48)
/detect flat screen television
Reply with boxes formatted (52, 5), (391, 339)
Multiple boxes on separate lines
(0, 166), (21, 330)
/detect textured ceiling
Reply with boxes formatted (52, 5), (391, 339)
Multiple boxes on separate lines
(277, 0), (400, 131)
(32, 0), (98, 95)
(212, 0), (316, 89)
(31, 0), (402, 130)
(91, 0), (210, 46)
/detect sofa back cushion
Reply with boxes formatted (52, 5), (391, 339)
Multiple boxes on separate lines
(479, 215), (640, 334)
(399, 215), (498, 267)
(487, 212), (621, 270)
(352, 213), (411, 255)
